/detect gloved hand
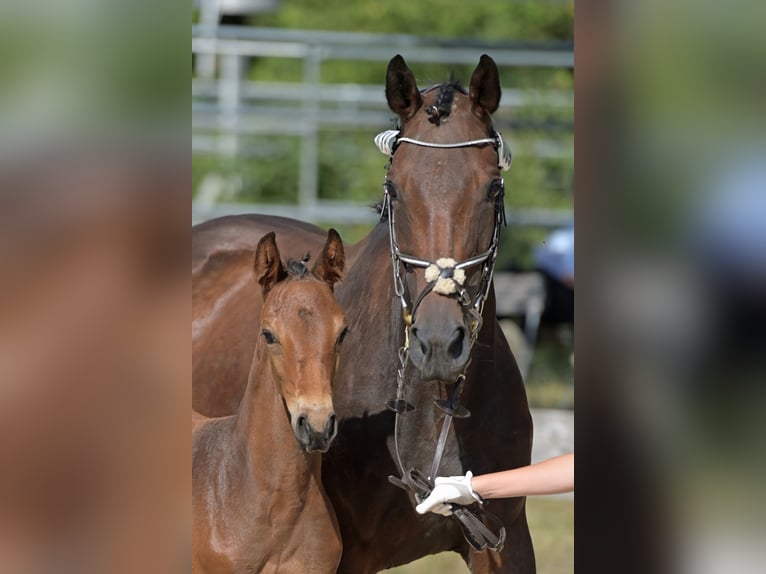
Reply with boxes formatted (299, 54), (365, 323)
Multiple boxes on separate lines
(415, 471), (482, 516)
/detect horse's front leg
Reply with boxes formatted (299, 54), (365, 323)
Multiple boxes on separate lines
(460, 499), (536, 574)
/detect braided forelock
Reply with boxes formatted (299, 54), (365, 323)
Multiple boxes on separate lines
(285, 253), (312, 278)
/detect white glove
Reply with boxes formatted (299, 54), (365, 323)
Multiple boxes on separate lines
(415, 471), (482, 516)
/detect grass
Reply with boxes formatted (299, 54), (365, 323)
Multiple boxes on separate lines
(383, 551), (468, 574)
(524, 324), (574, 410)
(525, 380), (574, 410)
(383, 497), (573, 574)
(526, 497), (574, 574)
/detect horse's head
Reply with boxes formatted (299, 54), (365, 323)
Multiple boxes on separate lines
(380, 54), (509, 382)
(253, 229), (347, 453)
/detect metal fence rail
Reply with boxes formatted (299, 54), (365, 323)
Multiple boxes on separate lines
(192, 25), (574, 67)
(192, 25), (573, 226)
(192, 200), (574, 228)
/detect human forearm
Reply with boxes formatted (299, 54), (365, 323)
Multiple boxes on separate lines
(471, 453), (574, 499)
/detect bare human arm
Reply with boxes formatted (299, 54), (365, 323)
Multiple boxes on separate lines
(471, 453), (574, 499)
(415, 453), (574, 515)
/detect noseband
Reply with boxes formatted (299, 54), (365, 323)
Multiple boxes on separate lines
(375, 129), (511, 552)
(380, 183), (505, 339)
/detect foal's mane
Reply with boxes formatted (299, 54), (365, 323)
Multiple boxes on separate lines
(285, 254), (312, 279)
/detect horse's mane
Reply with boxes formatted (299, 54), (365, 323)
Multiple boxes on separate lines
(374, 78), (469, 217)
(388, 78), (467, 132)
(424, 78), (466, 121)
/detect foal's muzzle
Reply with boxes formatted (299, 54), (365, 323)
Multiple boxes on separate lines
(294, 412), (338, 453)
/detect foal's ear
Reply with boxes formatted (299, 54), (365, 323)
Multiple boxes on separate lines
(253, 232), (287, 295)
(469, 54), (501, 116)
(312, 228), (345, 289)
(386, 55), (422, 120)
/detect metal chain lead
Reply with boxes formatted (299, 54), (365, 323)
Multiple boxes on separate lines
(386, 325), (416, 414)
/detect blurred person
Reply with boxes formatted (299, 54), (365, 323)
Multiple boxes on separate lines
(534, 223), (574, 324)
(689, 153), (766, 353)
(415, 453), (573, 516)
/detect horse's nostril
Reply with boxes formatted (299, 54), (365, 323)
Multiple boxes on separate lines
(448, 327), (466, 360)
(410, 327), (429, 357)
(297, 414), (308, 430)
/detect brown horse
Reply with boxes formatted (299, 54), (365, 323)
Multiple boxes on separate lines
(192, 55), (534, 573)
(192, 230), (348, 574)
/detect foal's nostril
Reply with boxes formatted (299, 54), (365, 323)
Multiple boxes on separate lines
(325, 414), (337, 438)
(448, 327), (466, 360)
(297, 414), (308, 432)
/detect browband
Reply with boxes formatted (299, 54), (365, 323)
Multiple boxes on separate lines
(374, 129), (512, 171)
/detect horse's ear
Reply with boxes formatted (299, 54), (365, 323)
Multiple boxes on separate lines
(385, 55), (422, 120)
(469, 54), (501, 116)
(312, 228), (345, 289)
(253, 232), (287, 295)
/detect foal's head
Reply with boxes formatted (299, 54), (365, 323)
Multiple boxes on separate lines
(253, 230), (347, 453)
(381, 54), (508, 382)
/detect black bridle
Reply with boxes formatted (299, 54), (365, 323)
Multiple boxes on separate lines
(380, 184), (504, 340)
(376, 129), (510, 552)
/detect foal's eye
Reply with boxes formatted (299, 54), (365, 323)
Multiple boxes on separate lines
(383, 181), (398, 199)
(261, 330), (277, 345)
(488, 179), (504, 199)
(336, 327), (350, 346)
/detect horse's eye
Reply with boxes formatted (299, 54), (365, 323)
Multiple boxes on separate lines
(488, 179), (504, 199)
(384, 181), (398, 199)
(261, 329), (277, 345)
(336, 327), (350, 346)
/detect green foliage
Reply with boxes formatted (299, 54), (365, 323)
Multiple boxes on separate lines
(318, 130), (387, 202)
(193, 1), (573, 269)
(497, 226), (550, 271)
(254, 1), (573, 42)
(193, 137), (301, 203)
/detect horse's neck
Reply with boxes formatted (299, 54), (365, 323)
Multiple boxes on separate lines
(339, 223), (394, 311)
(234, 344), (318, 492)
(333, 224), (407, 412)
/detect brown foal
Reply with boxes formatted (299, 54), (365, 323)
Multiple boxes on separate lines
(192, 230), (347, 574)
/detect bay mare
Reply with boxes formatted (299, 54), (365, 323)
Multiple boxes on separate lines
(192, 231), (347, 573)
(192, 55), (534, 573)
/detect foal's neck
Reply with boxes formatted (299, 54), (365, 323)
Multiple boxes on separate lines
(234, 340), (319, 486)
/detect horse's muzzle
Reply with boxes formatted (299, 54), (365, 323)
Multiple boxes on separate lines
(407, 322), (471, 382)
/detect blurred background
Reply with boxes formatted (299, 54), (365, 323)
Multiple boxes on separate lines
(4, 0), (764, 572)
(192, 3), (574, 571)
